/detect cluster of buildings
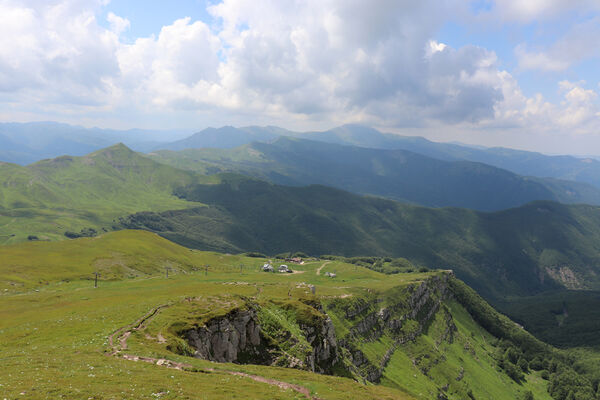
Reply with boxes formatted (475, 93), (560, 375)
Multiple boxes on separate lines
(262, 262), (293, 273)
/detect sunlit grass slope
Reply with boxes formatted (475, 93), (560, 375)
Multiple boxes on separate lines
(0, 231), (558, 399)
(0, 144), (214, 244)
(0, 229), (288, 292)
(0, 231), (419, 399)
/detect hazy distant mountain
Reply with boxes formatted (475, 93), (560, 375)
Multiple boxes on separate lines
(149, 136), (600, 211)
(157, 124), (600, 188)
(157, 125), (290, 150)
(300, 124), (600, 188)
(0, 122), (190, 165)
(6, 121), (600, 190)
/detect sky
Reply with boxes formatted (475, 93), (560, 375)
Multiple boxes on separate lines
(1, 0), (600, 154)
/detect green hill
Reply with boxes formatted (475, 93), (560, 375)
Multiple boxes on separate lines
(3, 230), (589, 399)
(117, 177), (600, 301)
(0, 144), (213, 244)
(0, 229), (212, 291)
(148, 137), (600, 211)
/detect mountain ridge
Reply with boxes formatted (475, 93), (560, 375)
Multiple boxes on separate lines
(148, 136), (600, 211)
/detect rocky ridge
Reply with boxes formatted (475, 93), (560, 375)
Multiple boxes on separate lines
(180, 272), (454, 383)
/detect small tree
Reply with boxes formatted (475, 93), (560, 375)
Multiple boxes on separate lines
(518, 357), (529, 373)
(566, 391), (575, 400)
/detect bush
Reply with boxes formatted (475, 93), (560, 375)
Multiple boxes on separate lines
(243, 252), (267, 258)
(529, 357), (543, 371)
(518, 357), (529, 373)
(504, 361), (524, 382)
(64, 228), (98, 239)
(541, 370), (549, 380)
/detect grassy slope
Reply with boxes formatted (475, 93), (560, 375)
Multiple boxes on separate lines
(0, 230), (207, 291)
(380, 300), (550, 399)
(0, 144), (212, 244)
(120, 177), (600, 300)
(0, 231), (556, 399)
(0, 231), (422, 399)
(147, 137), (600, 211)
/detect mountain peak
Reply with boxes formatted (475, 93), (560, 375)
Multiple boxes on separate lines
(91, 142), (134, 155)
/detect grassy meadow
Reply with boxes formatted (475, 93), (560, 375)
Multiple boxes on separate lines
(0, 230), (561, 399)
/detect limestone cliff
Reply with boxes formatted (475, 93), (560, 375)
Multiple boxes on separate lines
(182, 301), (340, 373)
(178, 272), (454, 383)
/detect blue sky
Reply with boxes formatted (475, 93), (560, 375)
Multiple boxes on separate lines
(439, 12), (599, 103)
(99, 0), (214, 41)
(1, 0), (600, 154)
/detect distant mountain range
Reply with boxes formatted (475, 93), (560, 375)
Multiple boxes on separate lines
(154, 124), (600, 189)
(157, 125), (289, 151)
(4, 122), (600, 193)
(148, 136), (600, 211)
(0, 121), (191, 165)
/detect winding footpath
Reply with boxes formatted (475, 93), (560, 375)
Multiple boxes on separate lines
(315, 261), (332, 276)
(107, 303), (322, 400)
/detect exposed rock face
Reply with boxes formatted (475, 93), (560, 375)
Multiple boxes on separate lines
(182, 305), (339, 373)
(545, 266), (583, 289)
(335, 273), (453, 383)
(184, 309), (263, 363)
(302, 316), (338, 373)
(180, 272), (454, 383)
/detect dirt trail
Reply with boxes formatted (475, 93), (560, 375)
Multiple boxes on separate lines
(224, 370), (319, 399)
(107, 303), (170, 355)
(316, 261), (331, 276)
(107, 304), (321, 399)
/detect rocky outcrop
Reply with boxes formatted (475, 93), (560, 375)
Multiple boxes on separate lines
(184, 309), (264, 364)
(334, 273), (453, 383)
(302, 316), (339, 373)
(182, 304), (340, 374)
(180, 272), (454, 384)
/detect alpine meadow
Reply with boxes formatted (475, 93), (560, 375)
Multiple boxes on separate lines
(3, 2), (600, 400)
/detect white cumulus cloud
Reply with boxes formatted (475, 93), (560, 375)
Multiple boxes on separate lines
(107, 12), (130, 35)
(0, 0), (598, 153)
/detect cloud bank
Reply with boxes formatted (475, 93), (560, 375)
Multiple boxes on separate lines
(0, 0), (599, 153)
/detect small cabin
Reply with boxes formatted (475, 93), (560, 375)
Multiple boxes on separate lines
(279, 264), (292, 273)
(262, 263), (274, 272)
